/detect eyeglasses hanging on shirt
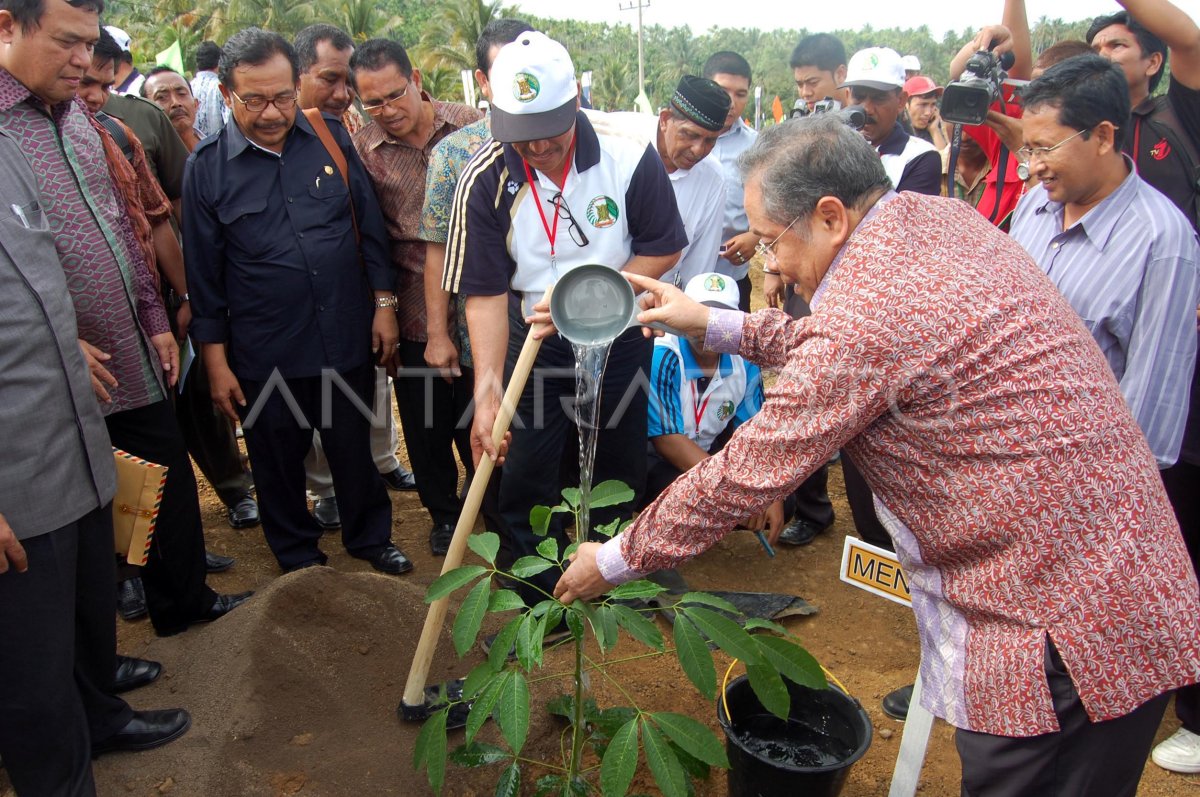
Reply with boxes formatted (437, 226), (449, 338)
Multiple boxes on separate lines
(547, 192), (590, 248)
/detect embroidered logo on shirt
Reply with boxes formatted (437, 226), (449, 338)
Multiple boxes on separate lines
(717, 400), (735, 421)
(1150, 137), (1171, 161)
(514, 73), (540, 103)
(507, 180), (520, 195)
(586, 196), (619, 228)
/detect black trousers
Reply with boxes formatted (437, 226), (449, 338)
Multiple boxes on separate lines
(238, 364), (392, 571)
(105, 400), (216, 635)
(500, 315), (651, 606)
(1163, 460), (1200, 732)
(840, 449), (893, 551)
(394, 340), (474, 527)
(955, 639), (1167, 796)
(0, 506), (133, 796)
(174, 348), (253, 507)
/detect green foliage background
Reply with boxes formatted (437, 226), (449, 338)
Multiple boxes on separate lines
(104, 0), (1091, 110)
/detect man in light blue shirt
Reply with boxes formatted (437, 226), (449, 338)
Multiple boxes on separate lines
(1011, 54), (1199, 467)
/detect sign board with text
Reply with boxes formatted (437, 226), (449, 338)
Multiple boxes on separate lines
(839, 536), (912, 607)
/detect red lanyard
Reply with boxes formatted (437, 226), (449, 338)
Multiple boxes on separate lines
(522, 135), (576, 263)
(690, 381), (712, 429)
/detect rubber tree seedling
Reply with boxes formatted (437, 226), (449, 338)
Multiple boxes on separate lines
(412, 480), (826, 797)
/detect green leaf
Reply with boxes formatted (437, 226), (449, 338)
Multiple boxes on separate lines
(587, 479), (636, 509)
(466, 673), (505, 744)
(563, 541), (581, 558)
(755, 635), (827, 690)
(450, 741), (510, 767)
(413, 706), (448, 793)
(594, 517), (626, 538)
(611, 604), (664, 651)
(462, 660), (497, 699)
(676, 591), (740, 615)
(641, 717), (688, 797)
(453, 576), (492, 657)
(566, 607), (585, 642)
(594, 604), (619, 654)
(515, 614), (541, 670)
(488, 616), (524, 672)
(608, 580), (669, 600)
(561, 487), (581, 508)
(682, 607), (763, 665)
(425, 565), (488, 602)
(544, 603), (565, 640)
(600, 717), (639, 797)
(746, 662), (790, 720)
(673, 615), (716, 700)
(510, 556), (555, 578)
(494, 762), (521, 797)
(743, 617), (788, 635)
(651, 712), (730, 768)
(467, 532), (500, 565)
(530, 504), (552, 536)
(533, 775), (565, 797)
(488, 589), (527, 613)
(495, 670), (530, 755)
(536, 536), (560, 561)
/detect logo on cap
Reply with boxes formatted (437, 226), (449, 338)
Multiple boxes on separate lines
(868, 53), (880, 68)
(586, 196), (619, 228)
(514, 73), (540, 103)
(703, 275), (727, 293)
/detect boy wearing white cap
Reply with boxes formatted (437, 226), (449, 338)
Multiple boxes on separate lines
(104, 24), (143, 96)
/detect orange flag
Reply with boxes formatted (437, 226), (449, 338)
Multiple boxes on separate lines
(771, 95), (784, 123)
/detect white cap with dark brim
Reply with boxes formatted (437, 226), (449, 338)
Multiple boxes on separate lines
(489, 31), (579, 143)
(840, 47), (906, 92)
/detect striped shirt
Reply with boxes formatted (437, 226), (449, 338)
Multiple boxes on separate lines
(1011, 163), (1200, 467)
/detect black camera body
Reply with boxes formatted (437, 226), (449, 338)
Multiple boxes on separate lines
(789, 97), (867, 130)
(941, 50), (1013, 126)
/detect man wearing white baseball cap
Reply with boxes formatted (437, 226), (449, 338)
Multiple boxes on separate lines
(642, 273), (782, 538)
(443, 30), (687, 609)
(103, 25), (144, 96)
(841, 46), (940, 195)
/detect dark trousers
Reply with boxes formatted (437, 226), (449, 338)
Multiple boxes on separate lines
(175, 349), (253, 507)
(840, 449), (893, 551)
(1163, 460), (1200, 731)
(955, 639), (1167, 796)
(106, 400), (216, 635)
(500, 317), (651, 606)
(736, 274), (752, 313)
(0, 506), (133, 795)
(394, 340), (474, 527)
(238, 364), (392, 570)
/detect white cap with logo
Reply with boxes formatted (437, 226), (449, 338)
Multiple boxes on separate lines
(488, 31), (579, 143)
(901, 54), (922, 72)
(684, 272), (740, 311)
(840, 47), (906, 92)
(104, 25), (132, 53)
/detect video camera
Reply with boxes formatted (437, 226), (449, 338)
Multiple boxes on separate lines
(940, 48), (1017, 126)
(789, 97), (867, 130)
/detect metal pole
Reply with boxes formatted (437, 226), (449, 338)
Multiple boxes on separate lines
(619, 1), (650, 96)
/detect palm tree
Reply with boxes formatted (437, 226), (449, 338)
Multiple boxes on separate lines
(414, 0), (509, 72)
(590, 52), (636, 112)
(337, 0), (405, 43)
(221, 0), (317, 39)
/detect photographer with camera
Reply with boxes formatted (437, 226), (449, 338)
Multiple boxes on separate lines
(905, 76), (950, 151)
(840, 47), (941, 196)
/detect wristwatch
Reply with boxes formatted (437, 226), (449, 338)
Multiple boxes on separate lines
(375, 295), (399, 309)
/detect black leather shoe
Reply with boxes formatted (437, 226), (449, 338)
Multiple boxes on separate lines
(882, 683), (914, 721)
(196, 591), (253, 623)
(113, 655), (162, 694)
(380, 466), (418, 491)
(778, 519), (825, 546)
(363, 545), (413, 575)
(116, 578), (147, 621)
(429, 524), (454, 556)
(311, 497), (341, 530)
(205, 551), (235, 573)
(227, 496), (260, 529)
(92, 709), (191, 757)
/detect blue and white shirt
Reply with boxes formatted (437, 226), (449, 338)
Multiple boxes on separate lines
(709, 118), (757, 279)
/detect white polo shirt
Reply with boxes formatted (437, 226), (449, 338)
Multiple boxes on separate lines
(443, 111), (687, 305)
(709, 118), (758, 279)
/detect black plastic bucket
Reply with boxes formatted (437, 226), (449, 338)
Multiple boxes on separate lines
(717, 675), (872, 797)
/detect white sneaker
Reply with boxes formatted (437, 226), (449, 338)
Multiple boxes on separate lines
(1152, 727), (1200, 773)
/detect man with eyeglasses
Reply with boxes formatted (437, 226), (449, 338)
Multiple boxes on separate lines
(183, 27), (412, 577)
(443, 31), (686, 609)
(1010, 54), (1198, 472)
(348, 39), (482, 557)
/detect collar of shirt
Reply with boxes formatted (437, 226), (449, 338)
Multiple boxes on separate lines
(876, 122), (911, 157)
(502, 110), (601, 185)
(717, 117), (752, 142)
(678, 336), (732, 380)
(358, 92), (453, 151)
(1031, 156), (1140, 252)
(116, 68), (142, 94)
(810, 189), (899, 310)
(225, 107), (317, 160)
(0, 67), (75, 123)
